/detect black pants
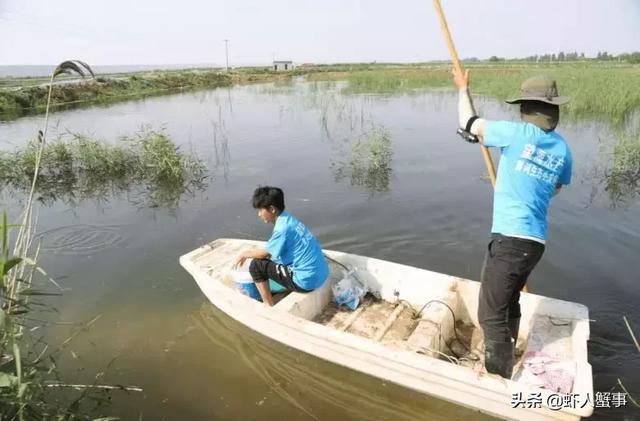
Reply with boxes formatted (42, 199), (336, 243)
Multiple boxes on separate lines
(248, 259), (310, 293)
(478, 234), (545, 343)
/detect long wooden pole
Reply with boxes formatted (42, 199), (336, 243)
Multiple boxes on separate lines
(432, 1), (529, 293)
(432, 0), (497, 188)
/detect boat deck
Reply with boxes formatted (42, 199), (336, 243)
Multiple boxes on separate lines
(313, 293), (487, 370)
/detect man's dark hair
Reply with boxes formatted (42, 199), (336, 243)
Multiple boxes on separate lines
(252, 186), (285, 211)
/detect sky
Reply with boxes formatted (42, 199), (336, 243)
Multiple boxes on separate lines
(1, 0), (639, 66)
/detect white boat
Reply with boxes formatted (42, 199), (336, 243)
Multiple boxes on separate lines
(180, 238), (593, 420)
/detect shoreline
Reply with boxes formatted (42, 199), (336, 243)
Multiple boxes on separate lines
(1, 62), (639, 127)
(0, 67), (299, 121)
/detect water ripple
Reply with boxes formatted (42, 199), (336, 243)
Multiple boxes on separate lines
(35, 224), (129, 255)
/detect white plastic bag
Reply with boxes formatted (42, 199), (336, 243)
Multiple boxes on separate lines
(332, 269), (367, 310)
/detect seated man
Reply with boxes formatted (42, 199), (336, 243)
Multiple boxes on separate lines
(233, 186), (329, 306)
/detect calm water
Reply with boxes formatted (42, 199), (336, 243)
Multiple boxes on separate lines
(0, 80), (638, 420)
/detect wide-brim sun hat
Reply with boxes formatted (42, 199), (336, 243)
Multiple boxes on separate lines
(506, 75), (571, 106)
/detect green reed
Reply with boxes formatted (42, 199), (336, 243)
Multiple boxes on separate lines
(0, 60), (143, 420)
(305, 63), (640, 128)
(331, 127), (393, 193)
(605, 120), (640, 205)
(0, 127), (207, 208)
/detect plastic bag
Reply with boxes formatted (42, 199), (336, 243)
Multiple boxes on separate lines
(332, 270), (367, 310)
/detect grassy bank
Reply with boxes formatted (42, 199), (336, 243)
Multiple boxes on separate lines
(0, 69), (233, 119)
(0, 66), (308, 120)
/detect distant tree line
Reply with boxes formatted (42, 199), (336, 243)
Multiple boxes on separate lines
(468, 51), (640, 64)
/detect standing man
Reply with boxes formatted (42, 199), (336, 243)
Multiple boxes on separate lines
(452, 69), (572, 378)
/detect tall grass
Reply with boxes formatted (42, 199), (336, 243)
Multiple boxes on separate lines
(0, 61), (141, 419)
(1, 60), (85, 419)
(331, 127), (393, 192)
(307, 63), (640, 128)
(0, 128), (207, 208)
(605, 119), (640, 205)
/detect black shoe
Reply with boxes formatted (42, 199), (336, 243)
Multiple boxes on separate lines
(484, 340), (514, 379)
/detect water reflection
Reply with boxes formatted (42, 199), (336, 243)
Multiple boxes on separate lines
(226, 87), (234, 116)
(261, 81), (393, 193)
(191, 303), (496, 421)
(211, 106), (231, 183)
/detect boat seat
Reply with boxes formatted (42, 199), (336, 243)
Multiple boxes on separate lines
(274, 280), (333, 320)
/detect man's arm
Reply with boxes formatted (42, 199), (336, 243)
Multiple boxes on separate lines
(233, 247), (270, 268)
(453, 68), (486, 142)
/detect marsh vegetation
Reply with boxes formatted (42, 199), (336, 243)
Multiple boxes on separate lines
(4, 61), (640, 128)
(605, 120), (640, 206)
(306, 63), (640, 205)
(331, 127), (393, 192)
(305, 64), (640, 127)
(0, 127), (207, 208)
(3, 61), (640, 204)
(0, 61), (143, 419)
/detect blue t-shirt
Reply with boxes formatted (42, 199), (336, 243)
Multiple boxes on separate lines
(483, 121), (572, 241)
(265, 211), (329, 290)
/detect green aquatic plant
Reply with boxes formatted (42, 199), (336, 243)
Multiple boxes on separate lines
(0, 128), (207, 208)
(331, 127), (393, 193)
(604, 121), (640, 206)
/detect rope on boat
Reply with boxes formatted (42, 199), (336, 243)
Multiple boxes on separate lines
(323, 253), (349, 272)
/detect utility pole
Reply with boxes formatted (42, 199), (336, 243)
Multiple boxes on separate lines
(223, 39), (229, 71)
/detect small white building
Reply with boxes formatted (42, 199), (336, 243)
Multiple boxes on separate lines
(273, 60), (293, 71)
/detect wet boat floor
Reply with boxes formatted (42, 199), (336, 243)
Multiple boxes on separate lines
(313, 294), (486, 366)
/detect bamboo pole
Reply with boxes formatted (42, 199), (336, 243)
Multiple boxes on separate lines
(432, 0), (497, 187)
(432, 1), (529, 293)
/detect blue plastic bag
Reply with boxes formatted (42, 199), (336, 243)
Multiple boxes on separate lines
(332, 270), (366, 310)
